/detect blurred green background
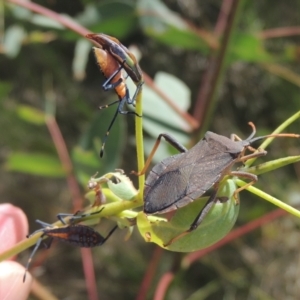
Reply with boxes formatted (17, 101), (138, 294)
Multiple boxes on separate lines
(1, 0), (300, 299)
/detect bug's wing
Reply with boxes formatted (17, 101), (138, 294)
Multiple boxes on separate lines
(144, 140), (234, 214)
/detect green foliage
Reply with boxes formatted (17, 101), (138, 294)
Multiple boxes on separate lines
(137, 0), (210, 52)
(16, 105), (46, 125)
(228, 33), (274, 63)
(5, 152), (65, 177)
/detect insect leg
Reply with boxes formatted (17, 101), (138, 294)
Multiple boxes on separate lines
(56, 207), (105, 224)
(23, 229), (53, 282)
(117, 88), (141, 117)
(164, 189), (219, 247)
(56, 213), (74, 224)
(237, 149), (267, 163)
(100, 101), (123, 157)
(23, 237), (43, 282)
(26, 220), (53, 237)
(99, 92), (141, 157)
(133, 133), (188, 176)
(97, 225), (118, 246)
(99, 99), (120, 110)
(229, 171), (258, 201)
(126, 81), (144, 106)
(35, 220), (53, 228)
(102, 65), (123, 91)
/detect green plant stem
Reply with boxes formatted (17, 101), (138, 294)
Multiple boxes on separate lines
(235, 179), (300, 218)
(0, 188), (146, 262)
(0, 231), (43, 261)
(245, 110), (300, 167)
(247, 155), (300, 176)
(135, 86), (145, 200)
(0, 197), (162, 262)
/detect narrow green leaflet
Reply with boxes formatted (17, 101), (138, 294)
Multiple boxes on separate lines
(137, 0), (209, 51)
(3, 25), (26, 58)
(16, 105), (45, 125)
(5, 152), (65, 177)
(73, 39), (91, 81)
(247, 155), (300, 176)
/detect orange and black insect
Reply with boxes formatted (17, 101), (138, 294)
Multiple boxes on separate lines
(86, 33), (143, 86)
(23, 221), (117, 281)
(91, 45), (142, 157)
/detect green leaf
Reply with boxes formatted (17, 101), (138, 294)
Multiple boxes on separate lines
(5, 152), (65, 177)
(31, 15), (65, 29)
(76, 105), (126, 175)
(9, 5), (32, 20)
(138, 0), (187, 30)
(87, 1), (138, 38)
(89, 171), (138, 201)
(73, 39), (91, 81)
(3, 25), (26, 58)
(228, 33), (274, 63)
(137, 180), (240, 252)
(75, 4), (101, 27)
(106, 172), (137, 201)
(141, 72), (191, 141)
(147, 26), (209, 52)
(138, 0), (209, 51)
(72, 146), (101, 187)
(16, 105), (45, 125)
(247, 155), (300, 176)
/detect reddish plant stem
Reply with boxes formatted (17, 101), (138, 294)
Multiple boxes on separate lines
(81, 248), (99, 300)
(45, 116), (83, 211)
(45, 116), (98, 300)
(7, 0), (90, 37)
(258, 26), (300, 39)
(136, 247), (164, 300)
(193, 0), (241, 136)
(183, 208), (286, 267)
(214, 0), (234, 37)
(153, 272), (174, 300)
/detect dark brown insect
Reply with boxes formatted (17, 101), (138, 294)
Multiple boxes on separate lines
(135, 123), (299, 246)
(23, 221), (117, 281)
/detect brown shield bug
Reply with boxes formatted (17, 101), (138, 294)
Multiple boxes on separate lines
(135, 122), (300, 246)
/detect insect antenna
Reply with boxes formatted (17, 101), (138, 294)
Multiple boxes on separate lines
(248, 132), (300, 144)
(236, 122), (300, 146)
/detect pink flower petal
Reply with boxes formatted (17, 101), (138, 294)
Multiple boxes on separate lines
(0, 204), (29, 254)
(0, 261), (32, 300)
